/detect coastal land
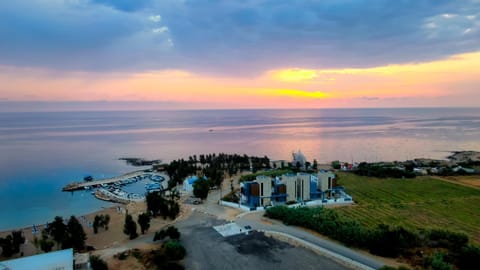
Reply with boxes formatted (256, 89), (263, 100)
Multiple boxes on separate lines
(1, 151), (480, 270)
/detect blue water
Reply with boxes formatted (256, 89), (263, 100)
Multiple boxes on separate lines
(1, 108), (480, 230)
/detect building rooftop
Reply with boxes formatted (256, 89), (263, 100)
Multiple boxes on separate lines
(1, 248), (73, 270)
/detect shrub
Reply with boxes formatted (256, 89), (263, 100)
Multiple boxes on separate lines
(163, 240), (186, 261)
(423, 253), (452, 270)
(90, 255), (108, 270)
(456, 245), (480, 270)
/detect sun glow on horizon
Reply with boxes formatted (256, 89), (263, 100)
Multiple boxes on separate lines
(1, 51), (480, 108)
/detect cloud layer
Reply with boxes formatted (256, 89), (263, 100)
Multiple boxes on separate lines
(1, 0), (479, 75)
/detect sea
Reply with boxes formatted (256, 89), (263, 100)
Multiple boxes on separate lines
(1, 108), (480, 230)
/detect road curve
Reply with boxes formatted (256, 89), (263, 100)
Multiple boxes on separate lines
(235, 211), (384, 270)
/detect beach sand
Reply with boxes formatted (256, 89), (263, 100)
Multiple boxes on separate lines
(0, 200), (176, 259)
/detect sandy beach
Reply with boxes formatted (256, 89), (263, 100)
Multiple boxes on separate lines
(0, 200), (176, 259)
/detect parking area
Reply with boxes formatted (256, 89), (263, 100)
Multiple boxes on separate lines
(175, 211), (351, 270)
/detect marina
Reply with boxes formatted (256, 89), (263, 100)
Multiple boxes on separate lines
(62, 171), (168, 204)
(94, 188), (145, 204)
(62, 170), (165, 191)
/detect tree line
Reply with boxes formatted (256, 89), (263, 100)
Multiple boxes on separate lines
(354, 162), (416, 178)
(162, 153), (271, 189)
(265, 206), (479, 270)
(0, 231), (25, 257)
(123, 189), (183, 240)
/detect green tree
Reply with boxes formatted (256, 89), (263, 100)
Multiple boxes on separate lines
(123, 214), (138, 240)
(93, 215), (101, 234)
(166, 226), (181, 240)
(313, 159), (318, 170)
(93, 214), (111, 234)
(193, 179), (210, 200)
(102, 214), (110, 230)
(39, 231), (54, 253)
(153, 230), (167, 242)
(0, 235), (14, 257)
(153, 226), (181, 241)
(137, 213), (151, 234)
(65, 216), (86, 251)
(48, 216), (67, 248)
(11, 231), (25, 254)
(146, 191), (167, 217)
(332, 160), (341, 170)
(163, 240), (186, 260)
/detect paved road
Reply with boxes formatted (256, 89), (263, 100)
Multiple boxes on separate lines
(235, 211), (384, 270)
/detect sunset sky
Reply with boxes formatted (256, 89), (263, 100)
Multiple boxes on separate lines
(1, 0), (480, 111)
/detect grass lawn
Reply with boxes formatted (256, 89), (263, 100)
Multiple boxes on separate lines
(335, 172), (480, 244)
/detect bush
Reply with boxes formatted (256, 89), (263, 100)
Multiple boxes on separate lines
(457, 245), (480, 270)
(427, 229), (469, 250)
(166, 226), (181, 240)
(90, 255), (108, 270)
(154, 226), (180, 241)
(163, 240), (186, 261)
(423, 253), (452, 270)
(369, 224), (419, 257)
(265, 206), (479, 270)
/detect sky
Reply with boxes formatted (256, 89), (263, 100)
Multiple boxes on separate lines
(0, 0), (479, 111)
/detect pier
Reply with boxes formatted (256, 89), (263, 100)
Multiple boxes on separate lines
(62, 170), (157, 191)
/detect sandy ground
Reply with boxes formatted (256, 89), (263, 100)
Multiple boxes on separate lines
(435, 175), (480, 189)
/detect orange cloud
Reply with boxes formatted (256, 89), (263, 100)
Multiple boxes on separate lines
(0, 51), (479, 108)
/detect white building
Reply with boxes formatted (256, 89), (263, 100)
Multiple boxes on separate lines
(1, 249), (75, 270)
(317, 170), (336, 191)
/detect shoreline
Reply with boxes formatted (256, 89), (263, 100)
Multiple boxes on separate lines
(0, 201), (171, 258)
(4, 150), (480, 235)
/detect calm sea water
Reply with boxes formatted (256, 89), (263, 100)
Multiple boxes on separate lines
(1, 108), (480, 230)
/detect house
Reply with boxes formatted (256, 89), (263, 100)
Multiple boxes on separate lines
(240, 170), (349, 209)
(74, 253), (91, 270)
(241, 172), (332, 208)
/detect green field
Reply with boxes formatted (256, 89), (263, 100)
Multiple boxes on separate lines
(335, 172), (480, 244)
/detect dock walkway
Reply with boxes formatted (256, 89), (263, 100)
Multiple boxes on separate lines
(62, 170), (148, 191)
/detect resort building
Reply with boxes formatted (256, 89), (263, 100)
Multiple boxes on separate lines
(280, 173), (311, 202)
(256, 175), (273, 206)
(317, 170), (336, 191)
(240, 171), (348, 208)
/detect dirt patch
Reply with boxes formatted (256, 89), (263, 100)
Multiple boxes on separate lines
(225, 231), (291, 262)
(443, 175), (480, 188)
(108, 253), (146, 270)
